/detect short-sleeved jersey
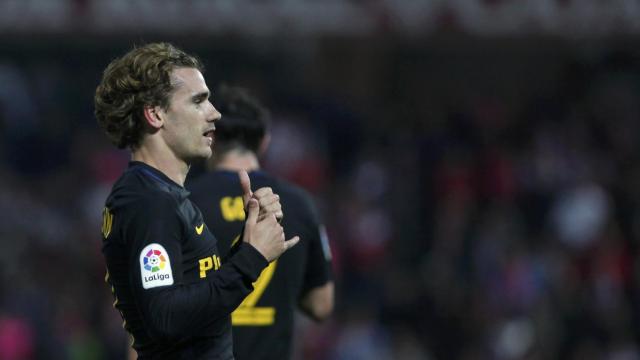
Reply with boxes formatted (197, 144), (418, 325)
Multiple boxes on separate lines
(188, 170), (333, 360)
(102, 162), (268, 359)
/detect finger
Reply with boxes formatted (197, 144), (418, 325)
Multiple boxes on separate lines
(253, 187), (273, 198)
(257, 194), (280, 208)
(244, 199), (259, 228)
(283, 236), (300, 251)
(239, 170), (252, 206)
(242, 199), (259, 243)
(261, 206), (283, 223)
(258, 203), (281, 218)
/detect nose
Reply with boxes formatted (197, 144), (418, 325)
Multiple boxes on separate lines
(208, 101), (221, 123)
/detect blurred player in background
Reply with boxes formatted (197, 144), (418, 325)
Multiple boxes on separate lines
(188, 85), (334, 360)
(95, 43), (298, 359)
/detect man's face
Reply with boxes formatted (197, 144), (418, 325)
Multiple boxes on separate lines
(160, 67), (220, 162)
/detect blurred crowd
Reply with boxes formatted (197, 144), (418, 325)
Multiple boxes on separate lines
(3, 0), (640, 37)
(1, 38), (640, 360)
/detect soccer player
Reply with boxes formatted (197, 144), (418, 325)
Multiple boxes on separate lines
(188, 85), (334, 360)
(95, 43), (299, 359)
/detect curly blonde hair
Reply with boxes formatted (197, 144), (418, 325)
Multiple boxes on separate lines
(94, 43), (203, 149)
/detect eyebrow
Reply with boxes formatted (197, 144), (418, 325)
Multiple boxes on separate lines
(191, 91), (210, 102)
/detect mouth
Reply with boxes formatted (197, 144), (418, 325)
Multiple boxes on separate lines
(203, 129), (215, 145)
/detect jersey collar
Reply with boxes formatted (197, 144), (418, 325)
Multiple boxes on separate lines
(128, 161), (190, 196)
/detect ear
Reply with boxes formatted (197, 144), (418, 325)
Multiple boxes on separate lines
(143, 105), (164, 130)
(258, 133), (271, 156)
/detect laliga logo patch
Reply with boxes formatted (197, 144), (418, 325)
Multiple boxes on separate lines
(144, 249), (167, 272)
(140, 243), (173, 289)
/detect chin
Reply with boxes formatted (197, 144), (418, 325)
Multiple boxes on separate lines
(184, 148), (212, 163)
(200, 147), (213, 159)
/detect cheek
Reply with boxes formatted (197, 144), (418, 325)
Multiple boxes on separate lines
(167, 108), (202, 144)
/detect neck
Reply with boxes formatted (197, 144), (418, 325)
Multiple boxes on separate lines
(214, 150), (260, 172)
(132, 142), (190, 187)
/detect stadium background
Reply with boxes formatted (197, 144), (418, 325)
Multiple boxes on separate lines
(1, 1), (640, 359)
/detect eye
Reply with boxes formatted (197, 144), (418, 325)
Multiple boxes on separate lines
(193, 94), (210, 104)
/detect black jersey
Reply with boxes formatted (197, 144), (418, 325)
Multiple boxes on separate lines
(101, 162), (268, 359)
(188, 170), (333, 360)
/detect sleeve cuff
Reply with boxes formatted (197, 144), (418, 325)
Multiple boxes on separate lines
(229, 242), (269, 282)
(302, 270), (332, 295)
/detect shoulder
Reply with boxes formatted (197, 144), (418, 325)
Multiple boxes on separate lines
(109, 171), (180, 215)
(278, 179), (314, 205)
(188, 171), (239, 197)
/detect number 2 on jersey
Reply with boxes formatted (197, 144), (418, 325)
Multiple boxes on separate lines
(223, 198), (277, 325)
(232, 260), (277, 326)
(227, 231), (277, 326)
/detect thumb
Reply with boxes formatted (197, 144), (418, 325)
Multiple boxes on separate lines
(245, 198), (259, 228)
(239, 170), (252, 207)
(243, 199), (259, 244)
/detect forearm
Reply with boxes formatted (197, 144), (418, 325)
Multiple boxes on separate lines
(299, 281), (334, 322)
(138, 243), (267, 340)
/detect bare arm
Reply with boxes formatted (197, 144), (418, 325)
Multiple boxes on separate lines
(299, 281), (334, 322)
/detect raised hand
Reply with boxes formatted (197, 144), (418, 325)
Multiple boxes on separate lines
(242, 198), (299, 262)
(239, 170), (283, 222)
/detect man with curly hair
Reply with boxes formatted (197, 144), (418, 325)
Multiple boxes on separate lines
(95, 43), (299, 359)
